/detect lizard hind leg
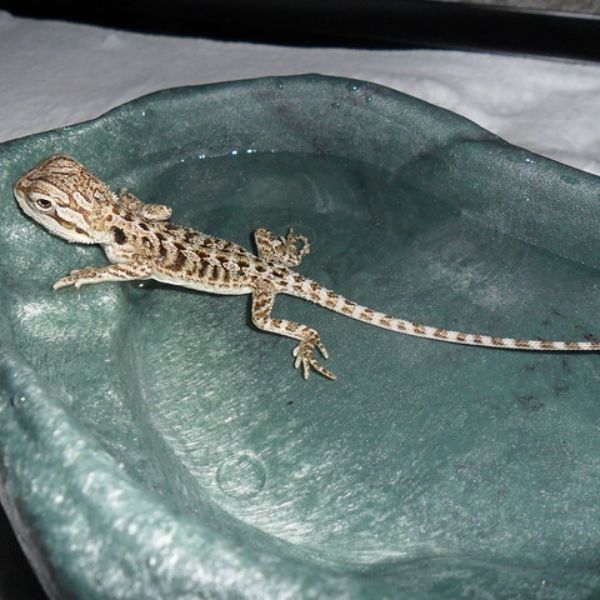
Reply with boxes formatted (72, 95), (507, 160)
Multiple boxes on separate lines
(251, 285), (336, 380)
(254, 227), (310, 268)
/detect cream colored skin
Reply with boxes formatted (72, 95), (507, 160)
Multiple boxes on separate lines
(13, 155), (600, 380)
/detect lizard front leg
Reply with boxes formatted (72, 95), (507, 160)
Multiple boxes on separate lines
(251, 284), (336, 380)
(117, 188), (172, 221)
(53, 260), (153, 290)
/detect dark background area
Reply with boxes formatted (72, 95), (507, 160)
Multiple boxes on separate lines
(1, 0), (600, 60)
(0, 1), (599, 597)
(0, 509), (47, 598)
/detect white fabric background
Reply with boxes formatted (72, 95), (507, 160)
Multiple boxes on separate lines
(1, 10), (600, 176)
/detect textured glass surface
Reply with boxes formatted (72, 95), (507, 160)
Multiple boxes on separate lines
(1, 75), (600, 598)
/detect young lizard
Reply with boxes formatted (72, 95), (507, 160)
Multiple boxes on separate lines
(13, 154), (600, 380)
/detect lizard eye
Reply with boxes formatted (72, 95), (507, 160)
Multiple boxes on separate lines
(33, 197), (54, 212)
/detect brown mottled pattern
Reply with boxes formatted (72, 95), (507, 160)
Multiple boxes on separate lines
(112, 227), (126, 245)
(433, 328), (448, 339)
(173, 251), (187, 271)
(207, 264), (219, 281)
(326, 295), (338, 309)
(195, 262), (208, 279)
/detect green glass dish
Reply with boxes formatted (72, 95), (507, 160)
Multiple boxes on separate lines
(1, 75), (600, 599)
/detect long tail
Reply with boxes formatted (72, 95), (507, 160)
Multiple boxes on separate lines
(290, 279), (600, 352)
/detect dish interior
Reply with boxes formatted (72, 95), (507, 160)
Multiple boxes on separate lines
(8, 146), (600, 569)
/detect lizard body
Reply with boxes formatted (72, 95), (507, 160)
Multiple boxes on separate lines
(13, 154), (600, 380)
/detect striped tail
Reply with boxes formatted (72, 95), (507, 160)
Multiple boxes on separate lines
(291, 279), (600, 352)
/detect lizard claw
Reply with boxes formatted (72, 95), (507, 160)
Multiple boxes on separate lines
(53, 268), (94, 290)
(292, 337), (336, 380)
(315, 338), (329, 359)
(287, 228), (310, 260)
(53, 274), (79, 290)
(53, 278), (70, 290)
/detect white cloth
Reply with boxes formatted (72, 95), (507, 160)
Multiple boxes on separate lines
(1, 10), (599, 175)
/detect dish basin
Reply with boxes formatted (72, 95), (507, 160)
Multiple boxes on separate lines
(1, 75), (600, 598)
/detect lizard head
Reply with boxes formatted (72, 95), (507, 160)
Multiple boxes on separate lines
(14, 154), (116, 245)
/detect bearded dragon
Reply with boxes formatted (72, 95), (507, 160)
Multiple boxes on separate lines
(13, 154), (600, 380)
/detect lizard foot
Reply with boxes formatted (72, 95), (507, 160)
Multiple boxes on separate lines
(53, 268), (98, 290)
(292, 336), (337, 381)
(254, 227), (311, 267)
(286, 228), (311, 262)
